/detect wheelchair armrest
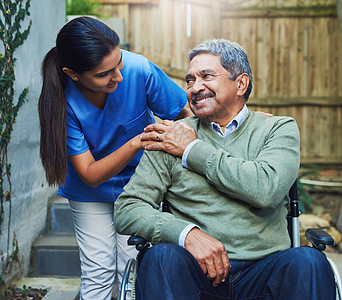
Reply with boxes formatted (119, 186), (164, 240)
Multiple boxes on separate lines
(127, 235), (149, 251)
(305, 228), (335, 251)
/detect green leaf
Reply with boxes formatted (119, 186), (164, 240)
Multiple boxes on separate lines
(0, 0), (31, 272)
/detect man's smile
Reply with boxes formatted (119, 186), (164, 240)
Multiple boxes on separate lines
(191, 92), (215, 105)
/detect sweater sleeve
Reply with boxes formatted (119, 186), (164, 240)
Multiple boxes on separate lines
(114, 150), (192, 245)
(186, 117), (300, 209)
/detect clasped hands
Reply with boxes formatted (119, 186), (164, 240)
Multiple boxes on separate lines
(141, 120), (197, 157)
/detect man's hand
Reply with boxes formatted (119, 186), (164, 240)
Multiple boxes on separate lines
(184, 228), (230, 287)
(141, 120), (197, 157)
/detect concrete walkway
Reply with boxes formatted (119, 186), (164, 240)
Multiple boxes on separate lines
(13, 276), (120, 300)
(14, 277), (80, 300)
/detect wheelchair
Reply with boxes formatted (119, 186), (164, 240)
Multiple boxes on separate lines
(119, 180), (342, 300)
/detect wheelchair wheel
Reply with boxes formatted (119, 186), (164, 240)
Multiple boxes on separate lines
(120, 257), (138, 300)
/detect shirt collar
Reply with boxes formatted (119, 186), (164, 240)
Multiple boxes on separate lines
(209, 104), (249, 137)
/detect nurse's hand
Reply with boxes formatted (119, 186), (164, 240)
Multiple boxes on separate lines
(131, 133), (155, 150)
(141, 120), (197, 157)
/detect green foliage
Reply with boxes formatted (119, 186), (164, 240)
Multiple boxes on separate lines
(0, 0), (31, 278)
(19, 284), (28, 295)
(0, 275), (5, 298)
(66, 0), (101, 16)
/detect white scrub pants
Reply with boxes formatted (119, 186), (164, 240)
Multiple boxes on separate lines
(69, 200), (138, 300)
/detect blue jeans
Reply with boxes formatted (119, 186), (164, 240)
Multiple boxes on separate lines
(136, 243), (336, 300)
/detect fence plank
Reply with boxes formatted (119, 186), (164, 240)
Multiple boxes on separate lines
(101, 0), (342, 165)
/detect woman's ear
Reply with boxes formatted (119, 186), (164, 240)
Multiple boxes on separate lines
(62, 67), (79, 81)
(236, 73), (249, 97)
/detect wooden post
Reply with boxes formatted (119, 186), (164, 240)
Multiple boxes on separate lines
(212, 0), (221, 38)
(338, 0), (342, 38)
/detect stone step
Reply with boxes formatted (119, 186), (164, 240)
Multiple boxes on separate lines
(49, 196), (74, 233)
(29, 232), (81, 277)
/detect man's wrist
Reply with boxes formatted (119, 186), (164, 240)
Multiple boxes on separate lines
(182, 139), (201, 168)
(179, 223), (201, 247)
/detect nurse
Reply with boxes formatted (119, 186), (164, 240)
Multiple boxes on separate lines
(38, 16), (190, 300)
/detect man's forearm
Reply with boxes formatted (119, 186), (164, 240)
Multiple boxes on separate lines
(186, 118), (300, 208)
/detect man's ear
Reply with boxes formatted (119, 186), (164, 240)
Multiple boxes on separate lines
(62, 67), (79, 81)
(236, 73), (249, 97)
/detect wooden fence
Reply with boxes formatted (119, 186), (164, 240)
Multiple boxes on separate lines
(100, 0), (342, 166)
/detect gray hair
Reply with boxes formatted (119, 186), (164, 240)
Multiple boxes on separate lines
(189, 39), (253, 101)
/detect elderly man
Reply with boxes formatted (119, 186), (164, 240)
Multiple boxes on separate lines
(114, 39), (335, 299)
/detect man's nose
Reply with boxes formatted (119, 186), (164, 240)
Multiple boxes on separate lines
(191, 79), (205, 94)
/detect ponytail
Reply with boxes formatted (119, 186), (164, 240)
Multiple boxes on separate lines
(38, 47), (67, 186)
(38, 17), (121, 186)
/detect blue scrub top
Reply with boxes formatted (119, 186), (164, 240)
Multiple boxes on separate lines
(58, 50), (187, 202)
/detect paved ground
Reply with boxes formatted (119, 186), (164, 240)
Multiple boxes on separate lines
(14, 277), (80, 300)
(13, 276), (120, 300)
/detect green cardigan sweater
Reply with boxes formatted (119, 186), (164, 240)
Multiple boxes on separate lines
(115, 111), (300, 260)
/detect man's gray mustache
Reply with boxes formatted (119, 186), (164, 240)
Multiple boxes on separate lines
(191, 92), (215, 102)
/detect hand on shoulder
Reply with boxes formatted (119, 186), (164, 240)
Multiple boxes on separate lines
(141, 120), (197, 157)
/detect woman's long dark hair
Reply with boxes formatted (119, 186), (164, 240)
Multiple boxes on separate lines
(38, 17), (120, 185)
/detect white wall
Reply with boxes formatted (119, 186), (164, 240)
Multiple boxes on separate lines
(0, 0), (65, 277)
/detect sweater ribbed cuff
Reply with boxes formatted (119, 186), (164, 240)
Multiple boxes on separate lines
(160, 218), (193, 244)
